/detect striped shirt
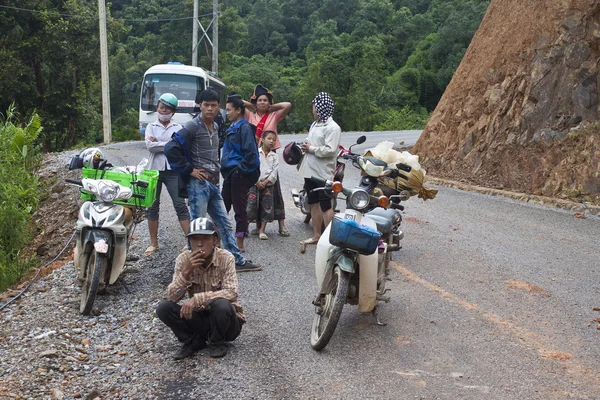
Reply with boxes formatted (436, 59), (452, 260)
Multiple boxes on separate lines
(185, 116), (221, 178)
(165, 247), (245, 322)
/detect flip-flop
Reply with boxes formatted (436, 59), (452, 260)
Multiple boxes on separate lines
(279, 229), (291, 237)
(250, 228), (260, 235)
(144, 245), (159, 256)
(259, 233), (268, 240)
(299, 238), (319, 254)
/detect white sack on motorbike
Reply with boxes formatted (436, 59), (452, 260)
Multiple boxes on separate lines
(367, 141), (423, 173)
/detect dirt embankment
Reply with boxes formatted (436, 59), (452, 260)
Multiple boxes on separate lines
(415, 0), (600, 204)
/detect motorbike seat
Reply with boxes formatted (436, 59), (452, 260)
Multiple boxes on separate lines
(365, 208), (402, 235)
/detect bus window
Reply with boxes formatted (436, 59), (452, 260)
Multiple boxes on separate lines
(209, 80), (227, 107)
(141, 74), (204, 113)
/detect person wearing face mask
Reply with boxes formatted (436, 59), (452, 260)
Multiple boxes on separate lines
(144, 93), (190, 257)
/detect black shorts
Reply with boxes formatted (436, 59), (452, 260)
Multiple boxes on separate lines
(304, 178), (332, 212)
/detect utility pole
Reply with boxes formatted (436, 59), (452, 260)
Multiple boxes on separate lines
(191, 0), (219, 74)
(98, 0), (111, 143)
(192, 0), (198, 67)
(212, 0), (218, 74)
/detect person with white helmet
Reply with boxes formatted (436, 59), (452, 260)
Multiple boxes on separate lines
(155, 217), (245, 359)
(144, 93), (190, 256)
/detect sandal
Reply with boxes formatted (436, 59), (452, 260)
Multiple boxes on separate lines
(250, 228), (260, 235)
(299, 238), (319, 254)
(279, 229), (291, 237)
(144, 245), (159, 256)
(259, 233), (268, 240)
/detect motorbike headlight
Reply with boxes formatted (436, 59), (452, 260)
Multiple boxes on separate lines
(348, 189), (370, 210)
(98, 182), (120, 202)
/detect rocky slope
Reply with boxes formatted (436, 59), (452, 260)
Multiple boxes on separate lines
(414, 0), (600, 203)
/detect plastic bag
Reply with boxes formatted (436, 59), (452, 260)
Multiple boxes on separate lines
(108, 158), (149, 174)
(368, 141), (423, 172)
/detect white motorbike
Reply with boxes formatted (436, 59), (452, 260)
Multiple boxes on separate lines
(309, 153), (412, 351)
(66, 177), (146, 315)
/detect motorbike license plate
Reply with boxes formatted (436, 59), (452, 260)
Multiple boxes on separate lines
(344, 213), (355, 221)
(94, 239), (109, 254)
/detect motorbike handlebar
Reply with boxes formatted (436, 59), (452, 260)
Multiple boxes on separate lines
(65, 178), (83, 186)
(132, 180), (149, 188)
(390, 203), (405, 211)
(310, 176), (327, 186)
(396, 163), (412, 173)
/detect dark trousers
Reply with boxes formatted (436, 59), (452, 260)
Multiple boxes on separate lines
(156, 298), (242, 344)
(222, 171), (253, 237)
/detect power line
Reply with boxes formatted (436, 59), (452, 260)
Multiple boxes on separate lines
(0, 4), (216, 22)
(0, 4), (87, 17)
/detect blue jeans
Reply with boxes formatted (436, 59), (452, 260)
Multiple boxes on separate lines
(187, 178), (246, 265)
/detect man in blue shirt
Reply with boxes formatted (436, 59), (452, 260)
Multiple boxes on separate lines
(221, 92), (260, 253)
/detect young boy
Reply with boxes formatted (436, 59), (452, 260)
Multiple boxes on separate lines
(247, 130), (279, 239)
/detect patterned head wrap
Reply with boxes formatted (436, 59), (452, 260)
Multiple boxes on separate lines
(312, 92), (334, 121)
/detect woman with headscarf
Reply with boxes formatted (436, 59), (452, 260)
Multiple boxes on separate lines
(297, 92), (341, 253)
(243, 84), (292, 237)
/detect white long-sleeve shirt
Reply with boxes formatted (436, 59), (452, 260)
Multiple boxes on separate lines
(145, 120), (182, 171)
(297, 117), (341, 180)
(259, 147), (278, 184)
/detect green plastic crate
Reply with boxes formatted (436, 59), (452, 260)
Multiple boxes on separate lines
(80, 168), (159, 208)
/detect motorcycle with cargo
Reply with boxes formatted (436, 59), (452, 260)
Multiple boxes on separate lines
(66, 149), (158, 315)
(308, 143), (416, 350)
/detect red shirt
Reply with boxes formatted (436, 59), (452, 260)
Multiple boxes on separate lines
(245, 109), (283, 150)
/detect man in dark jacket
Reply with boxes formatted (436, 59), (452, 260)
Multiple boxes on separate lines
(221, 92), (260, 253)
(164, 89), (262, 273)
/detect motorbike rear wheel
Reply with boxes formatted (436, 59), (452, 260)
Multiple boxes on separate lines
(80, 250), (107, 315)
(311, 266), (350, 351)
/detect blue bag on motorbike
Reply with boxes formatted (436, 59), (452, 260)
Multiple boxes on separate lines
(329, 216), (380, 255)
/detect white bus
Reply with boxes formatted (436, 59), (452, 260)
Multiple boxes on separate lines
(137, 62), (226, 135)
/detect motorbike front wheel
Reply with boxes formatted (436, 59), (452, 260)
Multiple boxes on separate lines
(80, 249), (107, 315)
(311, 266), (350, 351)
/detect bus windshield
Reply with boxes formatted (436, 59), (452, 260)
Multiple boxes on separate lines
(141, 73), (204, 113)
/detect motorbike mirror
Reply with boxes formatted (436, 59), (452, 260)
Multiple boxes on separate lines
(389, 190), (411, 202)
(398, 190), (411, 201)
(349, 135), (367, 153)
(69, 155), (84, 170)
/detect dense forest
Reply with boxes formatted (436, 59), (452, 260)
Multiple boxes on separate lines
(0, 0), (489, 151)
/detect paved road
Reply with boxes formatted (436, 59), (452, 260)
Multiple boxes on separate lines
(103, 132), (600, 399)
(278, 130), (422, 153)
